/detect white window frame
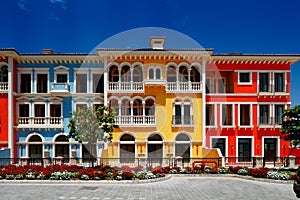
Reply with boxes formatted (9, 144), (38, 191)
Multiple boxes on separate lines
(18, 68), (32, 93)
(54, 66), (69, 84)
(210, 136), (228, 157)
(258, 103), (272, 127)
(49, 102), (63, 118)
(238, 103), (253, 128)
(91, 71), (104, 94)
(238, 71), (252, 85)
(35, 68), (50, 93)
(74, 69), (89, 93)
(236, 136), (254, 158)
(220, 103), (235, 128)
(206, 103), (217, 128)
(262, 136), (280, 158)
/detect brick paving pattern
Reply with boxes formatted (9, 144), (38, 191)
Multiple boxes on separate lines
(0, 177), (297, 200)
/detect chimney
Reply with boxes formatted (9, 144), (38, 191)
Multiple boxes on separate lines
(150, 37), (165, 50)
(43, 49), (53, 54)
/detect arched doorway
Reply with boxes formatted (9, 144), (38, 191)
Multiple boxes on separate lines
(55, 135), (69, 159)
(120, 134), (135, 163)
(28, 135), (43, 162)
(147, 134), (163, 164)
(175, 133), (191, 163)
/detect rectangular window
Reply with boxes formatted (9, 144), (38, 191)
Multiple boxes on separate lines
(259, 73), (269, 92)
(93, 74), (103, 93)
(274, 73), (284, 92)
(275, 105), (284, 125)
(264, 138), (277, 162)
(240, 104), (250, 126)
(206, 105), (215, 126)
(206, 78), (216, 94)
(218, 78), (225, 93)
(76, 104), (87, 111)
(222, 104), (233, 126)
(174, 105), (181, 124)
(259, 105), (269, 125)
(37, 74), (48, 93)
(19, 104), (29, 117)
(50, 104), (61, 117)
(239, 72), (251, 83)
(20, 74), (31, 93)
(56, 74), (68, 83)
(34, 104), (45, 117)
(238, 138), (252, 162)
(183, 105), (191, 124)
(76, 74), (87, 93)
(212, 138), (226, 157)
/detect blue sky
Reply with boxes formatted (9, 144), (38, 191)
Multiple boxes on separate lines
(2, 0), (300, 105)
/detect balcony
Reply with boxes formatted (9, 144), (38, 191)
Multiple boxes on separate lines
(108, 82), (144, 92)
(18, 117), (63, 128)
(0, 82), (8, 92)
(172, 115), (193, 126)
(167, 82), (202, 92)
(50, 83), (69, 95)
(115, 115), (155, 126)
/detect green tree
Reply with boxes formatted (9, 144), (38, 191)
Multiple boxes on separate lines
(67, 105), (118, 167)
(280, 105), (300, 156)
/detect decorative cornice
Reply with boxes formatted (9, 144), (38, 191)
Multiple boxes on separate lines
(210, 54), (300, 64)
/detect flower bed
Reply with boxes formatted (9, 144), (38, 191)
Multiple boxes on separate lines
(0, 164), (296, 181)
(218, 166), (296, 180)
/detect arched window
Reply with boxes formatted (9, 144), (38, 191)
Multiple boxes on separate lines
(121, 99), (131, 115)
(133, 99), (142, 116)
(147, 134), (163, 163)
(109, 66), (119, 82)
(175, 133), (190, 163)
(148, 68), (154, 79)
(132, 66), (143, 82)
(109, 99), (119, 116)
(28, 135), (43, 160)
(155, 68), (161, 79)
(0, 65), (8, 82)
(190, 66), (201, 82)
(145, 99), (155, 115)
(167, 66), (176, 82)
(55, 135), (69, 158)
(120, 134), (135, 163)
(121, 65), (131, 82)
(179, 66), (188, 82)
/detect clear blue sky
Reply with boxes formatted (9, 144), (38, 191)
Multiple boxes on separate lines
(2, 0), (300, 105)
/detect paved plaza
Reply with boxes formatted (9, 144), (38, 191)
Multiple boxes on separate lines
(0, 177), (297, 200)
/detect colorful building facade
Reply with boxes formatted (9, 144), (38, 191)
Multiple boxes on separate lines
(0, 38), (299, 166)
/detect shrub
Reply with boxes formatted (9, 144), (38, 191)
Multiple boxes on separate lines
(249, 168), (270, 178)
(218, 168), (229, 174)
(151, 166), (163, 175)
(237, 168), (249, 176)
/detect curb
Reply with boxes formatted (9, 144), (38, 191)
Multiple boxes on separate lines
(0, 175), (172, 185)
(0, 174), (294, 184)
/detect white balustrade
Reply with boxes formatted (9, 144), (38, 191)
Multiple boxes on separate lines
(167, 82), (202, 92)
(108, 82), (144, 92)
(18, 117), (63, 127)
(115, 115), (155, 125)
(0, 82), (8, 92)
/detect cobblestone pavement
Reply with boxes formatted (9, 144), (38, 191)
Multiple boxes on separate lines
(0, 177), (297, 200)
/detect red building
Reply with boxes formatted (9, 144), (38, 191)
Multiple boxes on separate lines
(205, 54), (300, 165)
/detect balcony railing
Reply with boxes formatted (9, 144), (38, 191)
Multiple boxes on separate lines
(115, 115), (155, 126)
(258, 116), (283, 126)
(18, 117), (63, 128)
(108, 82), (144, 92)
(172, 115), (193, 126)
(51, 83), (69, 95)
(167, 82), (202, 92)
(0, 82), (8, 92)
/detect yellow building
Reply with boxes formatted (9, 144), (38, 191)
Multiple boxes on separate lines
(98, 38), (211, 165)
